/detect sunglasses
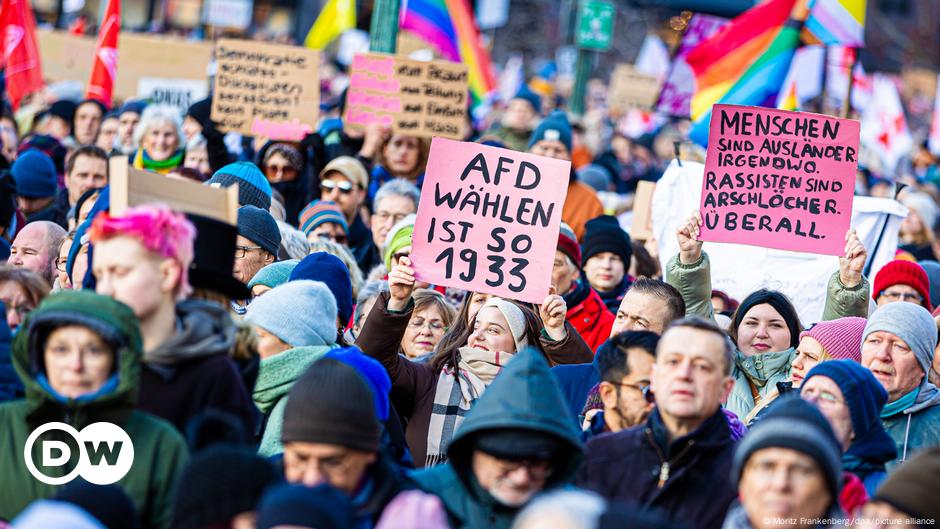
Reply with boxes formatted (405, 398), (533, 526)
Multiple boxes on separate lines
(321, 180), (355, 194)
(264, 165), (298, 178)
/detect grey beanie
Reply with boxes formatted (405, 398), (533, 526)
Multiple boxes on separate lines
(863, 302), (937, 376)
(238, 205), (281, 256)
(245, 280), (338, 346)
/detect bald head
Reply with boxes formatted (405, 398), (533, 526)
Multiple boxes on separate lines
(10, 221), (66, 287)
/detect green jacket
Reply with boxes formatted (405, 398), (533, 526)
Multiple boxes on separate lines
(414, 348), (584, 529)
(253, 345), (334, 457)
(482, 124), (533, 153)
(0, 291), (188, 529)
(666, 252), (870, 418)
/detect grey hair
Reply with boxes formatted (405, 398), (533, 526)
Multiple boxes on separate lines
(511, 490), (606, 529)
(307, 238), (364, 298)
(132, 104), (183, 149)
(354, 280), (389, 325)
(374, 178), (420, 211)
(275, 221), (309, 261)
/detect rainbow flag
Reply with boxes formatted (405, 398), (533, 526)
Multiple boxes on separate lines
(400, 0), (496, 111)
(687, 0), (806, 146)
(804, 0), (866, 47)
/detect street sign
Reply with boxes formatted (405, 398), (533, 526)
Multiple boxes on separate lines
(576, 0), (616, 51)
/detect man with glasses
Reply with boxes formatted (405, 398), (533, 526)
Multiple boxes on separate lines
(318, 157), (373, 272)
(369, 179), (420, 270)
(871, 260), (932, 311)
(861, 302), (940, 467)
(234, 205), (281, 288)
(582, 331), (658, 440)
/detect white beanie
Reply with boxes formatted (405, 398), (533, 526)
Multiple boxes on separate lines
(246, 280), (338, 346)
(480, 297), (529, 352)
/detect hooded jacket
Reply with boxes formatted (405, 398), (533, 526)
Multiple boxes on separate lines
(256, 140), (315, 227)
(414, 348), (584, 529)
(0, 291), (188, 529)
(881, 383), (940, 469)
(137, 300), (257, 439)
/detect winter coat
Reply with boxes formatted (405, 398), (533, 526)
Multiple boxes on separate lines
(564, 280), (614, 351)
(349, 213), (381, 275)
(0, 318), (21, 402)
(881, 384), (940, 469)
(253, 345), (334, 456)
(138, 300), (257, 440)
(665, 252), (870, 418)
(562, 180), (604, 241)
(0, 291), (188, 529)
(577, 408), (737, 529)
(414, 349), (584, 529)
(355, 292), (593, 467)
(481, 124), (532, 153)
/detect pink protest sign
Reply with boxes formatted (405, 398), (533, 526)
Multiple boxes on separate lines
(699, 104), (860, 255)
(412, 138), (571, 303)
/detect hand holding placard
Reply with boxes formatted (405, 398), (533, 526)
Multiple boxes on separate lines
(388, 256), (416, 312)
(539, 287), (568, 341)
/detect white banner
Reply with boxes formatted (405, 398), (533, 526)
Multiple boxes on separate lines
(137, 78), (209, 116)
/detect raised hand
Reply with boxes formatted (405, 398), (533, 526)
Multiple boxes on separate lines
(839, 229), (867, 288)
(387, 255), (416, 311)
(540, 286), (568, 341)
(676, 210), (704, 264)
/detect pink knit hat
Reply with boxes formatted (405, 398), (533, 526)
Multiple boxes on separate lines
(798, 317), (868, 362)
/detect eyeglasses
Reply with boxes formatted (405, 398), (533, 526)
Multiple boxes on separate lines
(408, 318), (447, 332)
(801, 388), (845, 407)
(374, 211), (408, 225)
(878, 290), (923, 303)
(264, 164), (298, 180)
(610, 381), (654, 403)
(55, 257), (68, 272)
(321, 180), (355, 194)
(234, 245), (264, 259)
(316, 232), (347, 245)
(488, 457), (554, 480)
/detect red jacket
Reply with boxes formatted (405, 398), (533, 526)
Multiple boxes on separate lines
(567, 287), (614, 352)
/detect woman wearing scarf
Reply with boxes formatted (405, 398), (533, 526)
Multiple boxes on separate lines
(131, 105), (185, 174)
(356, 256), (593, 468)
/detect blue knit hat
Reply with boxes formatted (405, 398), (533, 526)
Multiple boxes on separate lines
(237, 205), (281, 256)
(513, 85), (542, 115)
(13, 150), (58, 198)
(247, 259), (299, 291)
(256, 483), (353, 529)
(207, 162), (273, 211)
(325, 346), (391, 422)
(245, 280), (338, 346)
(290, 252), (353, 325)
(299, 200), (349, 237)
(803, 360), (897, 463)
(528, 110), (572, 153)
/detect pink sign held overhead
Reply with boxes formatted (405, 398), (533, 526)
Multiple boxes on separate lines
(699, 104), (860, 255)
(412, 138), (571, 303)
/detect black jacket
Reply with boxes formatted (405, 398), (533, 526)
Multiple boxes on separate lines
(577, 408), (737, 529)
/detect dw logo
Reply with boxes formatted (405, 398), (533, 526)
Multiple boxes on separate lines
(24, 422), (134, 485)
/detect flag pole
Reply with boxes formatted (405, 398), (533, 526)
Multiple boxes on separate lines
(369, 0), (400, 53)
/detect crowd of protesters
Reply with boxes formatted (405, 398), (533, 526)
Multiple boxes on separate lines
(0, 39), (938, 529)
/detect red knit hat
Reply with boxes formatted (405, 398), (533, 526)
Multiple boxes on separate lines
(798, 316), (867, 362)
(557, 222), (581, 265)
(872, 260), (932, 311)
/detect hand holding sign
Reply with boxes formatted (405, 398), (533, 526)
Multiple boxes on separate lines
(539, 287), (568, 341)
(388, 256), (416, 312)
(839, 229), (868, 288)
(676, 210), (704, 265)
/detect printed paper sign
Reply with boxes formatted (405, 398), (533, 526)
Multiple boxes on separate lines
(412, 138), (571, 303)
(344, 53), (468, 140)
(211, 39), (320, 141)
(137, 78), (208, 115)
(699, 104), (860, 255)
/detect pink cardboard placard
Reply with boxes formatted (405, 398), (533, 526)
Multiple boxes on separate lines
(412, 138), (571, 304)
(699, 104), (860, 255)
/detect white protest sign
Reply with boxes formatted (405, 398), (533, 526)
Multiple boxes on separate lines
(137, 78), (209, 115)
(652, 160), (906, 324)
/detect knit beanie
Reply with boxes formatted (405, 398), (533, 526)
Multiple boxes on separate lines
(50, 100), (77, 123)
(18, 134), (67, 175)
(263, 143), (303, 172)
(872, 260), (932, 311)
(580, 215), (632, 267)
(256, 483), (354, 529)
(184, 98), (212, 126)
(326, 346), (392, 422)
(299, 200), (348, 237)
(208, 161), (273, 211)
(237, 205), (281, 256)
(900, 191), (939, 231)
(320, 155), (369, 190)
(480, 297), (529, 352)
(557, 222), (581, 265)
(384, 214), (416, 270)
(732, 397), (843, 502)
(918, 260), (940, 309)
(247, 259), (299, 291)
(512, 85), (542, 116)
(528, 110), (572, 153)
(863, 302), (937, 377)
(246, 280), (338, 346)
(290, 252), (354, 325)
(55, 481), (137, 529)
(13, 150), (58, 198)
(873, 447), (940, 521)
(577, 164), (612, 192)
(281, 358), (381, 451)
(733, 289), (802, 348)
(171, 445), (279, 529)
(118, 100), (147, 117)
(799, 317), (867, 362)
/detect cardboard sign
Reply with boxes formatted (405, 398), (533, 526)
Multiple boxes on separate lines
(109, 157), (239, 225)
(344, 53), (468, 140)
(411, 138), (571, 303)
(631, 181), (656, 240)
(211, 39), (320, 140)
(608, 64), (660, 113)
(698, 105), (860, 255)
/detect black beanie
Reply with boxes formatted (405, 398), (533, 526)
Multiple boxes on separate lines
(580, 215), (633, 267)
(281, 358), (382, 452)
(171, 445), (280, 529)
(186, 97), (212, 126)
(732, 289), (802, 348)
(55, 480), (138, 529)
(473, 428), (568, 461)
(256, 483), (354, 529)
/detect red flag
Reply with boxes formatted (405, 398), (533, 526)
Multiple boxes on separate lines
(69, 15), (87, 35)
(85, 0), (119, 107)
(0, 0), (44, 109)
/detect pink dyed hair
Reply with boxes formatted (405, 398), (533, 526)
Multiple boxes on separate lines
(89, 204), (196, 299)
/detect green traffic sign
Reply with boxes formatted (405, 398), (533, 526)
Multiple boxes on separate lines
(576, 0), (616, 51)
